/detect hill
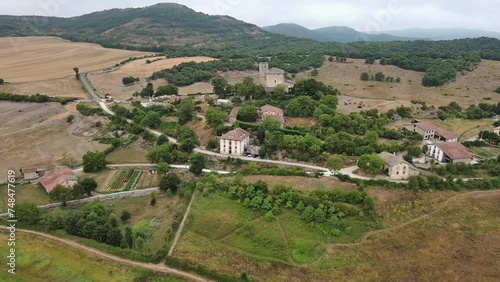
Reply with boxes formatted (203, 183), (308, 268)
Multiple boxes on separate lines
(263, 23), (412, 42)
(262, 23), (318, 40)
(378, 27), (500, 40)
(0, 3), (267, 48)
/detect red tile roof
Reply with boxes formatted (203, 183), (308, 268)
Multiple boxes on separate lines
(436, 142), (474, 160)
(220, 128), (250, 142)
(413, 122), (437, 132)
(39, 167), (77, 193)
(435, 127), (458, 140)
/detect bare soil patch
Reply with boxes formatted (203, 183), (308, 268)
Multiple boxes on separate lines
(0, 77), (87, 98)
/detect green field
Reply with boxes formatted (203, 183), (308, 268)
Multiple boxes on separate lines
(174, 191), (374, 279)
(107, 148), (148, 164)
(0, 233), (187, 282)
(0, 183), (51, 212)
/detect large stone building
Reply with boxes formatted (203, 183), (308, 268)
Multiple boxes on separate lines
(405, 120), (458, 142)
(378, 152), (415, 180)
(259, 62), (295, 92)
(21, 166), (53, 181)
(426, 142), (474, 164)
(219, 128), (250, 156)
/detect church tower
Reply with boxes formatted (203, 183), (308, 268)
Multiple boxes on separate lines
(259, 62), (269, 86)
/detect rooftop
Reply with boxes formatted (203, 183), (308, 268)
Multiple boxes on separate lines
(267, 67), (285, 74)
(436, 142), (474, 160)
(435, 127), (458, 140)
(260, 104), (284, 116)
(413, 121), (437, 132)
(378, 152), (406, 166)
(39, 167), (77, 193)
(220, 128), (250, 141)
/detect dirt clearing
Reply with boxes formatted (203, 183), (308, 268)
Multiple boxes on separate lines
(0, 101), (108, 182)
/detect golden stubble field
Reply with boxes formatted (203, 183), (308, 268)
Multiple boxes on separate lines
(300, 58), (500, 109)
(0, 36), (150, 97)
(87, 56), (215, 99)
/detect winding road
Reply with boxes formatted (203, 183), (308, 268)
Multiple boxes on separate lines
(0, 226), (211, 282)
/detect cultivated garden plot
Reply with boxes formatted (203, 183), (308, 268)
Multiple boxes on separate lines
(99, 169), (142, 192)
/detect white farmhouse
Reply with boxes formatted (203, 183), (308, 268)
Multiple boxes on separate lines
(427, 142), (474, 164)
(219, 128), (250, 156)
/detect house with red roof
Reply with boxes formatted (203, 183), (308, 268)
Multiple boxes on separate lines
(426, 142), (474, 164)
(405, 120), (458, 142)
(219, 128), (250, 156)
(38, 166), (78, 193)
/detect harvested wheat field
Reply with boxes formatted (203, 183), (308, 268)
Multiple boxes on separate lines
(0, 101), (108, 182)
(300, 58), (500, 108)
(0, 77), (87, 98)
(87, 56), (214, 99)
(0, 36), (149, 83)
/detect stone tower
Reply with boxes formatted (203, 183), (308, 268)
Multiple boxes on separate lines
(259, 62), (269, 86)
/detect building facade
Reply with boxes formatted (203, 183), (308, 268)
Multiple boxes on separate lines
(259, 62), (294, 92)
(219, 128), (250, 156)
(259, 105), (285, 128)
(426, 142), (474, 164)
(378, 152), (413, 180)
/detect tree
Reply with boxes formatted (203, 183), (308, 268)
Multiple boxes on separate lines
(140, 82), (154, 97)
(205, 107), (227, 128)
(495, 87), (500, 94)
(121, 210), (131, 222)
(80, 178), (98, 196)
(311, 69), (319, 76)
(124, 226), (133, 248)
(49, 185), (73, 206)
(262, 117), (281, 132)
(106, 227), (123, 247)
(160, 172), (182, 193)
(190, 153), (206, 175)
(326, 156), (344, 170)
(71, 183), (86, 199)
(396, 77), (401, 83)
(0, 78), (4, 85)
(73, 67), (79, 79)
(66, 114), (75, 123)
(365, 57), (375, 64)
(237, 104), (259, 122)
(15, 203), (41, 226)
(157, 134), (169, 146)
(211, 76), (229, 98)
(142, 112), (161, 128)
(374, 72), (385, 81)
(83, 151), (106, 173)
(157, 162), (170, 175)
(122, 76), (139, 86)
(178, 98), (194, 125)
(155, 84), (178, 96)
(360, 72), (370, 81)
(357, 154), (385, 174)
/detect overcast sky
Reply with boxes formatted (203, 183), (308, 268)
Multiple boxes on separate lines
(1, 0), (499, 32)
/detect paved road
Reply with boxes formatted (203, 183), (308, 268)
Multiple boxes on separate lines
(0, 226), (211, 282)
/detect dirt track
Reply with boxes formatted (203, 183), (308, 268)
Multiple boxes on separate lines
(0, 226), (211, 282)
